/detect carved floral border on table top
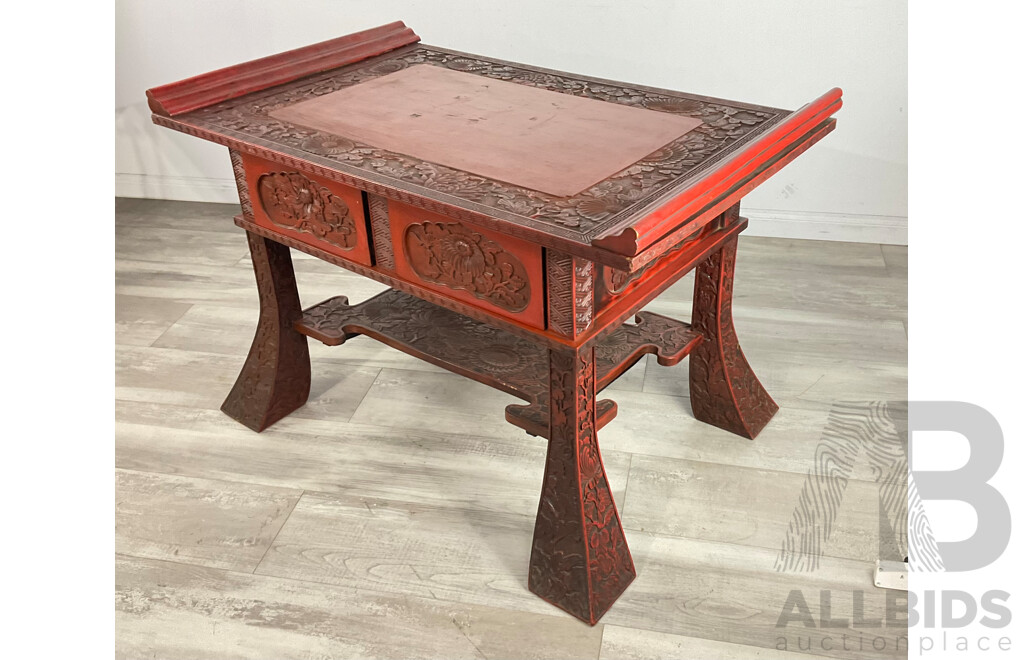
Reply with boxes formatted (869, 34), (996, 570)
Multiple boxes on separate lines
(190, 47), (786, 241)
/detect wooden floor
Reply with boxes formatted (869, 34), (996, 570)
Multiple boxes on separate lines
(115, 198), (908, 660)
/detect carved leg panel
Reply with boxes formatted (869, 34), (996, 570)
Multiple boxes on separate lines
(221, 232), (311, 432)
(528, 347), (635, 625)
(689, 237), (778, 439)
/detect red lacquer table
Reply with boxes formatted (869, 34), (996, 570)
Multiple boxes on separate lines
(146, 21), (841, 624)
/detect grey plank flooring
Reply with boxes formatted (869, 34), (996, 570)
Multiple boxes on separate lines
(116, 555), (604, 660)
(116, 294), (192, 347)
(115, 469), (301, 572)
(115, 198), (908, 659)
(620, 454), (894, 562)
(600, 625), (834, 659)
(115, 401), (629, 519)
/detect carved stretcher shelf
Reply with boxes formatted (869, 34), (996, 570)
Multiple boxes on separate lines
(146, 20), (841, 625)
(295, 289), (702, 437)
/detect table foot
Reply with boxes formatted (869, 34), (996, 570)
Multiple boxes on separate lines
(689, 237), (778, 439)
(222, 232), (311, 432)
(529, 347), (635, 625)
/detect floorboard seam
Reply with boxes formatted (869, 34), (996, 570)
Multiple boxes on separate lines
(253, 489), (304, 574)
(341, 366), (384, 423)
(145, 303), (197, 348)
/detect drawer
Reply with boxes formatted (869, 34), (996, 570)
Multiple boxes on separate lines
(387, 200), (545, 329)
(240, 153), (373, 267)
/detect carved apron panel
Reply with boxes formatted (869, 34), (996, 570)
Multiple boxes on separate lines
(388, 199), (546, 328)
(257, 171), (358, 250)
(404, 221), (531, 312)
(241, 152), (373, 268)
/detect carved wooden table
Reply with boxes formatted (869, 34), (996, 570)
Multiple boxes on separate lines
(146, 21), (841, 625)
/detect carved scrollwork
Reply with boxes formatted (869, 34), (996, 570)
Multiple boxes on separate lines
(404, 221), (531, 312)
(257, 171), (358, 250)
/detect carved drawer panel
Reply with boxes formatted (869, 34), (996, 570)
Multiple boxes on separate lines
(387, 200), (546, 329)
(239, 153), (372, 267)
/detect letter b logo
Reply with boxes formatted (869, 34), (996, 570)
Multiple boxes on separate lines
(912, 402), (1011, 571)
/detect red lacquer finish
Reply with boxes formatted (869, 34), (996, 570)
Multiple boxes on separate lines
(146, 22), (838, 625)
(388, 201), (546, 329)
(147, 22), (419, 117)
(221, 232), (311, 431)
(690, 237), (779, 438)
(529, 347), (636, 623)
(242, 153), (373, 268)
(592, 89), (842, 256)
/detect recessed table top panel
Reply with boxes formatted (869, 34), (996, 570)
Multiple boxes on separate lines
(171, 45), (794, 247)
(270, 64), (702, 197)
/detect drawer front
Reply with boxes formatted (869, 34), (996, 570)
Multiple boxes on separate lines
(388, 200), (545, 329)
(241, 153), (372, 267)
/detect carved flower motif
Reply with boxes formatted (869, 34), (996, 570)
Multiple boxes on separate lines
(308, 82), (343, 97)
(257, 172), (356, 249)
(299, 135), (356, 156)
(645, 143), (693, 166)
(587, 83), (627, 97)
(475, 344), (525, 373)
(644, 97), (703, 114)
(482, 65), (518, 80)
(579, 445), (602, 480)
(700, 105), (765, 139)
(576, 196), (621, 221)
(730, 110), (765, 125)
(596, 548), (618, 574)
(446, 57), (488, 72)
(367, 60), (407, 76)
(515, 71), (562, 87)
(590, 525), (612, 550)
(496, 197), (542, 216)
(405, 222), (531, 312)
(413, 164), (494, 201)
(438, 229), (487, 279)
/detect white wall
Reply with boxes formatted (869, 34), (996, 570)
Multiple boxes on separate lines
(115, 0), (907, 244)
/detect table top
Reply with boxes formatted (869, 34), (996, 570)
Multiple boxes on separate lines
(268, 63), (704, 198)
(149, 22), (840, 264)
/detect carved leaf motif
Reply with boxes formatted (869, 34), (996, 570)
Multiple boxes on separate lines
(404, 221), (531, 312)
(257, 172), (357, 250)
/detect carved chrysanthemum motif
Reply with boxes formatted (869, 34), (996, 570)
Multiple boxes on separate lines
(644, 96), (703, 114)
(439, 229), (487, 277)
(257, 172), (357, 250)
(404, 221), (531, 312)
(366, 60), (408, 76)
(475, 344), (527, 373)
(299, 135), (356, 155)
(576, 197), (620, 221)
(446, 57), (489, 72)
(646, 143), (692, 165)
